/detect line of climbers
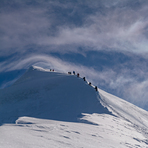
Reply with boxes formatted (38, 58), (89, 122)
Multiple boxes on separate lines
(50, 69), (54, 72)
(68, 71), (98, 92)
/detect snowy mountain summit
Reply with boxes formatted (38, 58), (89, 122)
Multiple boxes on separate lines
(0, 66), (148, 148)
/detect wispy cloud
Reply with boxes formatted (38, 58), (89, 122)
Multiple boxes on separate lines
(47, 7), (148, 54)
(0, 4), (51, 55)
(1, 0), (148, 56)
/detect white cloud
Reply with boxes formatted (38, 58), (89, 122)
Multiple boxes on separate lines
(0, 4), (51, 55)
(1, 0), (148, 56)
(46, 7), (148, 53)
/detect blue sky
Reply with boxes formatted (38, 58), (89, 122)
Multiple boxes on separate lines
(1, 0), (148, 110)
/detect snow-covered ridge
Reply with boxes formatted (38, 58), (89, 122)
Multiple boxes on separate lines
(1, 66), (148, 126)
(29, 65), (52, 72)
(99, 89), (148, 128)
(13, 65), (55, 85)
(0, 66), (148, 147)
(0, 66), (110, 124)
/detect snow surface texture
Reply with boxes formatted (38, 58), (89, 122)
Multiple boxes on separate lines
(0, 66), (148, 148)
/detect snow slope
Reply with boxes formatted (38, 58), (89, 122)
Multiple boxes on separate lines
(0, 66), (148, 148)
(0, 69), (26, 89)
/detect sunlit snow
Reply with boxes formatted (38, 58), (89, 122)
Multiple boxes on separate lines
(0, 66), (148, 148)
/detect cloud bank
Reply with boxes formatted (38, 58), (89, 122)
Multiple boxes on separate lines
(1, 0), (148, 56)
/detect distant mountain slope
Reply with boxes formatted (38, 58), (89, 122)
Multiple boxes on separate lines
(0, 69), (26, 89)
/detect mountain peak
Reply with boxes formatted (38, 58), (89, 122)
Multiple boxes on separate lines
(28, 65), (50, 72)
(0, 67), (110, 124)
(13, 66), (52, 85)
(1, 66), (148, 147)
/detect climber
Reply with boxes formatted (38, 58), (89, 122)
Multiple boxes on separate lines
(77, 73), (80, 77)
(95, 86), (98, 91)
(73, 71), (75, 75)
(89, 82), (91, 86)
(83, 77), (86, 81)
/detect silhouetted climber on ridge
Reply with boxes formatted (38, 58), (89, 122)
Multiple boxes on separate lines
(83, 77), (86, 81)
(95, 86), (98, 91)
(77, 73), (79, 77)
(89, 82), (91, 86)
(73, 71), (75, 75)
